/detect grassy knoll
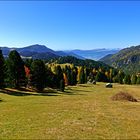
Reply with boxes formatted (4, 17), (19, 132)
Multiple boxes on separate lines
(0, 83), (140, 139)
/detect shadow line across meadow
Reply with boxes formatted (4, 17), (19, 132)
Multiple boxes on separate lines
(0, 88), (85, 97)
(0, 88), (58, 97)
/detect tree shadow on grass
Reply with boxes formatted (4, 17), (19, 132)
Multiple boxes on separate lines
(0, 88), (59, 97)
(72, 89), (91, 92)
(78, 84), (90, 87)
(38, 88), (59, 96)
(39, 93), (58, 96)
(59, 90), (85, 96)
(0, 89), (33, 96)
(65, 85), (92, 93)
(0, 87), (86, 97)
(64, 92), (84, 96)
(43, 88), (58, 94)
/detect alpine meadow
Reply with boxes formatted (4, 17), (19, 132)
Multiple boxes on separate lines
(0, 1), (140, 139)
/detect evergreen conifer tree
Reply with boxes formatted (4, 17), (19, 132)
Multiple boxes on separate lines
(30, 60), (46, 91)
(71, 66), (78, 85)
(7, 50), (26, 88)
(124, 74), (131, 84)
(136, 76), (140, 84)
(60, 79), (65, 92)
(131, 75), (137, 84)
(55, 65), (65, 90)
(0, 50), (5, 88)
(95, 71), (107, 82)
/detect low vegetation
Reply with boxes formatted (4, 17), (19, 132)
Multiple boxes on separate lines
(111, 91), (137, 102)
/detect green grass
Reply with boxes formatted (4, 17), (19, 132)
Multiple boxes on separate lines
(0, 83), (140, 139)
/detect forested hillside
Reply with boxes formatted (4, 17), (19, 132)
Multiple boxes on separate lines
(50, 56), (112, 70)
(100, 45), (140, 74)
(1, 49), (140, 92)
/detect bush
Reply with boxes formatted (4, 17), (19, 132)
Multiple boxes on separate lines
(111, 91), (137, 102)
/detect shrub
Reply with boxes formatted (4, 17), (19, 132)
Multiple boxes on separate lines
(111, 91), (137, 102)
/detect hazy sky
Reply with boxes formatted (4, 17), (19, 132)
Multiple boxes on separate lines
(0, 1), (140, 50)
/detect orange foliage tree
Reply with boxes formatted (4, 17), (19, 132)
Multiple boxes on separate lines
(24, 66), (30, 78)
(63, 73), (68, 86)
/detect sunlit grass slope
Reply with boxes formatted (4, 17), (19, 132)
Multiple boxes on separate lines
(0, 83), (140, 139)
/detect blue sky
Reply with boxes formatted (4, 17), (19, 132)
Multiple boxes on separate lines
(0, 1), (140, 50)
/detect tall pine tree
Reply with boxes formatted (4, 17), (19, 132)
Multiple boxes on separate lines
(0, 50), (5, 88)
(131, 75), (137, 85)
(124, 74), (131, 85)
(7, 50), (26, 88)
(30, 60), (46, 91)
(71, 66), (78, 85)
(55, 65), (65, 90)
(136, 76), (140, 84)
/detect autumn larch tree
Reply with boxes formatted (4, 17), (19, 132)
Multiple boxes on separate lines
(78, 66), (85, 84)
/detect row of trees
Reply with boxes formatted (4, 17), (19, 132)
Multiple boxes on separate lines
(54, 65), (140, 85)
(0, 50), (65, 91)
(0, 49), (140, 92)
(88, 68), (140, 85)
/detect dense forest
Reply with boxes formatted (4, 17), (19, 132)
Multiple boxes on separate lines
(0, 50), (140, 92)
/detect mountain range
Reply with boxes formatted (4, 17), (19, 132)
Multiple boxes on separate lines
(0, 44), (119, 60)
(1, 44), (140, 74)
(0, 44), (84, 60)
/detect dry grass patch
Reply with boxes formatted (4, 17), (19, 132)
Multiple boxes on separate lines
(111, 91), (138, 102)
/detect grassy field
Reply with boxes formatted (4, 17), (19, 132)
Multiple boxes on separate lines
(0, 83), (140, 139)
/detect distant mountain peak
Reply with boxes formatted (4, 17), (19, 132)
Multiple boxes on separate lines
(23, 44), (48, 50)
(18, 44), (55, 54)
(0, 44), (84, 60)
(25, 44), (47, 48)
